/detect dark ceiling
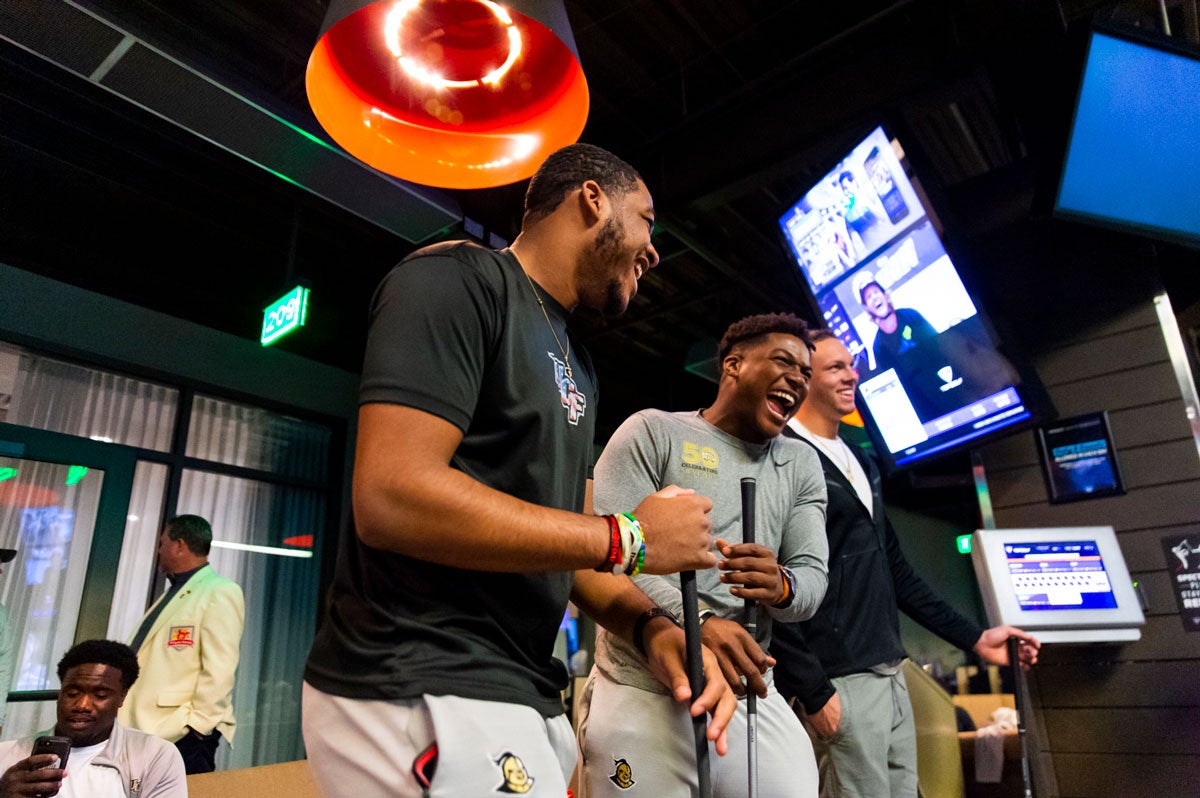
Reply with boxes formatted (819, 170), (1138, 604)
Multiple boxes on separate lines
(2, 0), (1198, 451)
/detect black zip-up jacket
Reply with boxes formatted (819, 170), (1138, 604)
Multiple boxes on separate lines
(771, 433), (983, 715)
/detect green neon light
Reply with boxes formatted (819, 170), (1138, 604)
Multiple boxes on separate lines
(956, 534), (972, 555)
(66, 465), (88, 486)
(261, 286), (311, 346)
(258, 164), (304, 190)
(0, 468), (16, 482)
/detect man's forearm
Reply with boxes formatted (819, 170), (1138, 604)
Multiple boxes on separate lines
(356, 464), (613, 572)
(572, 570), (659, 643)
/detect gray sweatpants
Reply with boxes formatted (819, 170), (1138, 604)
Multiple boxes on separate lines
(801, 670), (918, 798)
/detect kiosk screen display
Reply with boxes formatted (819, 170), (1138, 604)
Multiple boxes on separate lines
(1004, 540), (1119, 611)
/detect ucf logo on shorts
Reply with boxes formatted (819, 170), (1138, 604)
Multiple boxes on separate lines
(608, 758), (635, 790)
(495, 751), (534, 794)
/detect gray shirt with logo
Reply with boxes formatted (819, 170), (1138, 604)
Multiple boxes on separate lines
(592, 409), (828, 693)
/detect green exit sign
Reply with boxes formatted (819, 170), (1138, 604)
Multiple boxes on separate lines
(261, 286), (310, 346)
(956, 534), (973, 555)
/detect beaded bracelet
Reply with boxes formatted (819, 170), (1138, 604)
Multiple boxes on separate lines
(631, 542), (646, 577)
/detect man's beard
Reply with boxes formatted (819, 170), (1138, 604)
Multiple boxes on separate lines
(592, 214), (630, 316)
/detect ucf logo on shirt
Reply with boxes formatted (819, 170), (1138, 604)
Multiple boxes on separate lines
(548, 352), (586, 425)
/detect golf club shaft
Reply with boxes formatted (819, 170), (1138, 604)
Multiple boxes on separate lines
(741, 477), (759, 798)
(681, 569), (712, 797)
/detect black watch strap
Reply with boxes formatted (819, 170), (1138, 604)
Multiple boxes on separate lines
(632, 607), (682, 656)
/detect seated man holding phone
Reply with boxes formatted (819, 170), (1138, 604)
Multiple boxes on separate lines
(0, 640), (186, 798)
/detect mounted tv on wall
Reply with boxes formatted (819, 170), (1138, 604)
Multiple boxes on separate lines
(778, 125), (1050, 472)
(1054, 25), (1200, 247)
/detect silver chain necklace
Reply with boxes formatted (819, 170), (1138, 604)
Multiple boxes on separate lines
(521, 268), (572, 380)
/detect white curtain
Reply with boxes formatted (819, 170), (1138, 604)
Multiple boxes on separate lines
(7, 350), (177, 451)
(106, 461), (170, 642)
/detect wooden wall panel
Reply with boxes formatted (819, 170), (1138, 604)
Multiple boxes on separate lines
(1053, 753), (1200, 797)
(1036, 324), (1167, 386)
(1043, 707), (1200, 754)
(1108, 399), (1195, 449)
(1121, 526), (1197, 572)
(1117, 438), (1200, 489)
(1035, 660), (1200, 708)
(1051, 303), (1159, 348)
(994, 482), (1200, 531)
(1029, 615), (1200, 662)
(1047, 361), (1179, 417)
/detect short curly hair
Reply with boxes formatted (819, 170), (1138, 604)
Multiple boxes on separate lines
(57, 640), (140, 691)
(523, 143), (643, 225)
(718, 313), (813, 362)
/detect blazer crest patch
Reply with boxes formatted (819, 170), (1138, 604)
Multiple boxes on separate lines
(167, 626), (195, 648)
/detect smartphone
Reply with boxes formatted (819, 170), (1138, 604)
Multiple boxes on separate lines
(32, 735), (71, 770)
(411, 742), (438, 789)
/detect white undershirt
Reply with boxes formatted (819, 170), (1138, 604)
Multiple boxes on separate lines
(60, 740), (123, 798)
(789, 419), (874, 517)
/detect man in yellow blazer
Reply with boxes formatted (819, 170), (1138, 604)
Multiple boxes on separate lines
(119, 514), (245, 774)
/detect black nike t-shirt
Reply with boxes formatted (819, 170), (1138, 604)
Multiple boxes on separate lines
(305, 241), (597, 717)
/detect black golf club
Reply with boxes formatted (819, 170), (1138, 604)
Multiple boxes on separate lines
(741, 477), (759, 798)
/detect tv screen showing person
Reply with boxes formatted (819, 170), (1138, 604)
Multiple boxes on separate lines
(778, 126), (926, 292)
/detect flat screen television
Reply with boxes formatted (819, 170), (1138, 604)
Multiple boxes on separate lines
(778, 125), (1049, 471)
(1054, 25), (1200, 247)
(971, 526), (1145, 643)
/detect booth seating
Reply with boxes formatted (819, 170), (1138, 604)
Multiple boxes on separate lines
(187, 759), (320, 798)
(953, 693), (1024, 798)
(902, 659), (966, 798)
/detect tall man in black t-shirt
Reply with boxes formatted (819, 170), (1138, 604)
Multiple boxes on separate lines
(303, 144), (735, 797)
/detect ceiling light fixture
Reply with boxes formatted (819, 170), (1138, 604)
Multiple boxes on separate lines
(307, 0), (589, 189)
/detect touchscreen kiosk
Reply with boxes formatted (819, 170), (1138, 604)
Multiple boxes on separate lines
(971, 526), (1144, 643)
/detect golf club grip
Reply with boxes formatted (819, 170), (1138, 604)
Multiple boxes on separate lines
(680, 569), (712, 796)
(740, 478), (757, 546)
(741, 477), (758, 638)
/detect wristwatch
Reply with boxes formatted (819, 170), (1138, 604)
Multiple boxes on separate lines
(632, 607), (682, 656)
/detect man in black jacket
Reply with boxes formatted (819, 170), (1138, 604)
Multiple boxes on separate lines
(771, 330), (1039, 798)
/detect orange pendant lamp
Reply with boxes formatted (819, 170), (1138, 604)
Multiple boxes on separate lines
(307, 0), (589, 189)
